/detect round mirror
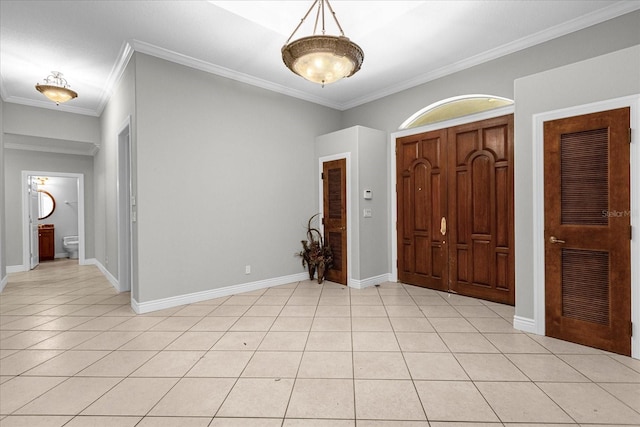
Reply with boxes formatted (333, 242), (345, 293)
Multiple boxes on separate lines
(38, 190), (56, 220)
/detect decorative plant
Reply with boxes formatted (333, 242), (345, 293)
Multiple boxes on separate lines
(298, 214), (333, 283)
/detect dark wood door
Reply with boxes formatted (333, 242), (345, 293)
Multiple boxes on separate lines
(544, 107), (631, 356)
(323, 159), (347, 285)
(448, 116), (515, 304)
(396, 115), (514, 304)
(396, 130), (448, 291)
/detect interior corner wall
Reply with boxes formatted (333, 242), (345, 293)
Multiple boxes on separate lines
(97, 54), (137, 296)
(134, 53), (341, 303)
(1, 99), (6, 285)
(513, 44), (640, 321)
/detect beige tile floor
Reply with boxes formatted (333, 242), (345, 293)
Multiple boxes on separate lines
(1, 259), (639, 426)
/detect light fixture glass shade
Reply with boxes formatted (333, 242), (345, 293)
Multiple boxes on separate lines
(35, 71), (78, 105)
(282, 35), (363, 85)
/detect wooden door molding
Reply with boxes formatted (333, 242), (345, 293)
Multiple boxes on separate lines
(543, 107), (631, 356)
(322, 158), (348, 285)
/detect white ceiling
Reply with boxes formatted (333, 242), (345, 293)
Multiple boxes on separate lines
(1, 0), (639, 117)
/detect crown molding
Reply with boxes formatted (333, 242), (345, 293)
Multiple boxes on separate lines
(95, 41), (135, 116)
(2, 1), (637, 114)
(341, 0), (640, 110)
(130, 39), (344, 110)
(1, 95), (99, 117)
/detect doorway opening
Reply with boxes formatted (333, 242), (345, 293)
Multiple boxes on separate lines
(117, 118), (134, 294)
(21, 171), (85, 270)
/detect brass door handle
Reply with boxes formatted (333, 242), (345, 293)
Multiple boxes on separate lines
(440, 217), (447, 236)
(549, 236), (565, 244)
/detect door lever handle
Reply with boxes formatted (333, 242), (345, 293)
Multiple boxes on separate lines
(440, 217), (447, 236)
(549, 236), (565, 244)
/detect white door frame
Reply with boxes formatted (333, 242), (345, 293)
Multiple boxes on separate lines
(532, 94), (640, 359)
(318, 153), (352, 287)
(21, 171), (85, 268)
(117, 117), (133, 293)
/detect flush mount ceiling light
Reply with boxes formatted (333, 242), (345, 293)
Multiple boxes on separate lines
(35, 71), (78, 105)
(282, 0), (364, 87)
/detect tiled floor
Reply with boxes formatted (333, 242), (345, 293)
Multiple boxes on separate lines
(1, 259), (639, 426)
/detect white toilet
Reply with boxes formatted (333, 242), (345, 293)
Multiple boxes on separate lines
(63, 236), (79, 259)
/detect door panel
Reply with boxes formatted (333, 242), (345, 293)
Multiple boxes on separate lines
(396, 115), (514, 305)
(544, 107), (631, 356)
(448, 115), (515, 304)
(396, 130), (448, 291)
(323, 159), (347, 285)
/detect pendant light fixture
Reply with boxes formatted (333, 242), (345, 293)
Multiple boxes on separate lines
(282, 0), (364, 87)
(35, 71), (78, 105)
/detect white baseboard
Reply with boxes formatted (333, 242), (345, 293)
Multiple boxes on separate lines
(350, 273), (392, 289)
(131, 272), (309, 314)
(513, 315), (538, 334)
(55, 252), (69, 259)
(7, 264), (27, 273)
(84, 258), (121, 292)
(0, 275), (7, 292)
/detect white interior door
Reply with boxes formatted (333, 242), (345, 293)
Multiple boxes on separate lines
(28, 176), (39, 269)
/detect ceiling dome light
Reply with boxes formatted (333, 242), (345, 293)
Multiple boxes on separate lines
(282, 0), (363, 87)
(35, 71), (78, 105)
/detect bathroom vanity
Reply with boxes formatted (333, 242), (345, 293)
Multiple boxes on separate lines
(38, 224), (55, 261)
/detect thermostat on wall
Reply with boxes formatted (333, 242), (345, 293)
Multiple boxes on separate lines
(363, 189), (372, 200)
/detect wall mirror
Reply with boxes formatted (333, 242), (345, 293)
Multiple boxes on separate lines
(38, 190), (56, 220)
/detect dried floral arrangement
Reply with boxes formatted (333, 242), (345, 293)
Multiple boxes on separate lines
(298, 214), (333, 283)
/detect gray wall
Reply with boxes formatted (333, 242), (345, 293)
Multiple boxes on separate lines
(513, 44), (640, 320)
(1, 99), (5, 283)
(96, 53), (137, 294)
(315, 126), (388, 283)
(133, 53), (341, 302)
(4, 149), (95, 266)
(357, 126), (389, 279)
(3, 103), (99, 145)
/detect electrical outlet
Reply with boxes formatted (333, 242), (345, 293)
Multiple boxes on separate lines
(245, 265), (251, 274)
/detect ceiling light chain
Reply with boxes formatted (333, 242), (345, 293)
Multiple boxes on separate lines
(282, 0), (364, 87)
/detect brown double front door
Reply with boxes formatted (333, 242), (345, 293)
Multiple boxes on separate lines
(397, 114), (514, 305)
(543, 108), (631, 356)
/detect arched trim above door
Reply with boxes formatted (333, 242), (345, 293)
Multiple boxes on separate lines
(400, 94), (514, 130)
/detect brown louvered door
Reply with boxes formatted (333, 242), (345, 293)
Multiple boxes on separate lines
(448, 116), (515, 304)
(397, 130), (449, 291)
(323, 159), (347, 285)
(544, 108), (631, 356)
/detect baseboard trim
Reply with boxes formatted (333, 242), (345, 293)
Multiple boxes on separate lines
(513, 315), (538, 334)
(7, 265), (28, 273)
(85, 258), (121, 292)
(350, 274), (391, 289)
(131, 272), (309, 314)
(0, 275), (7, 292)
